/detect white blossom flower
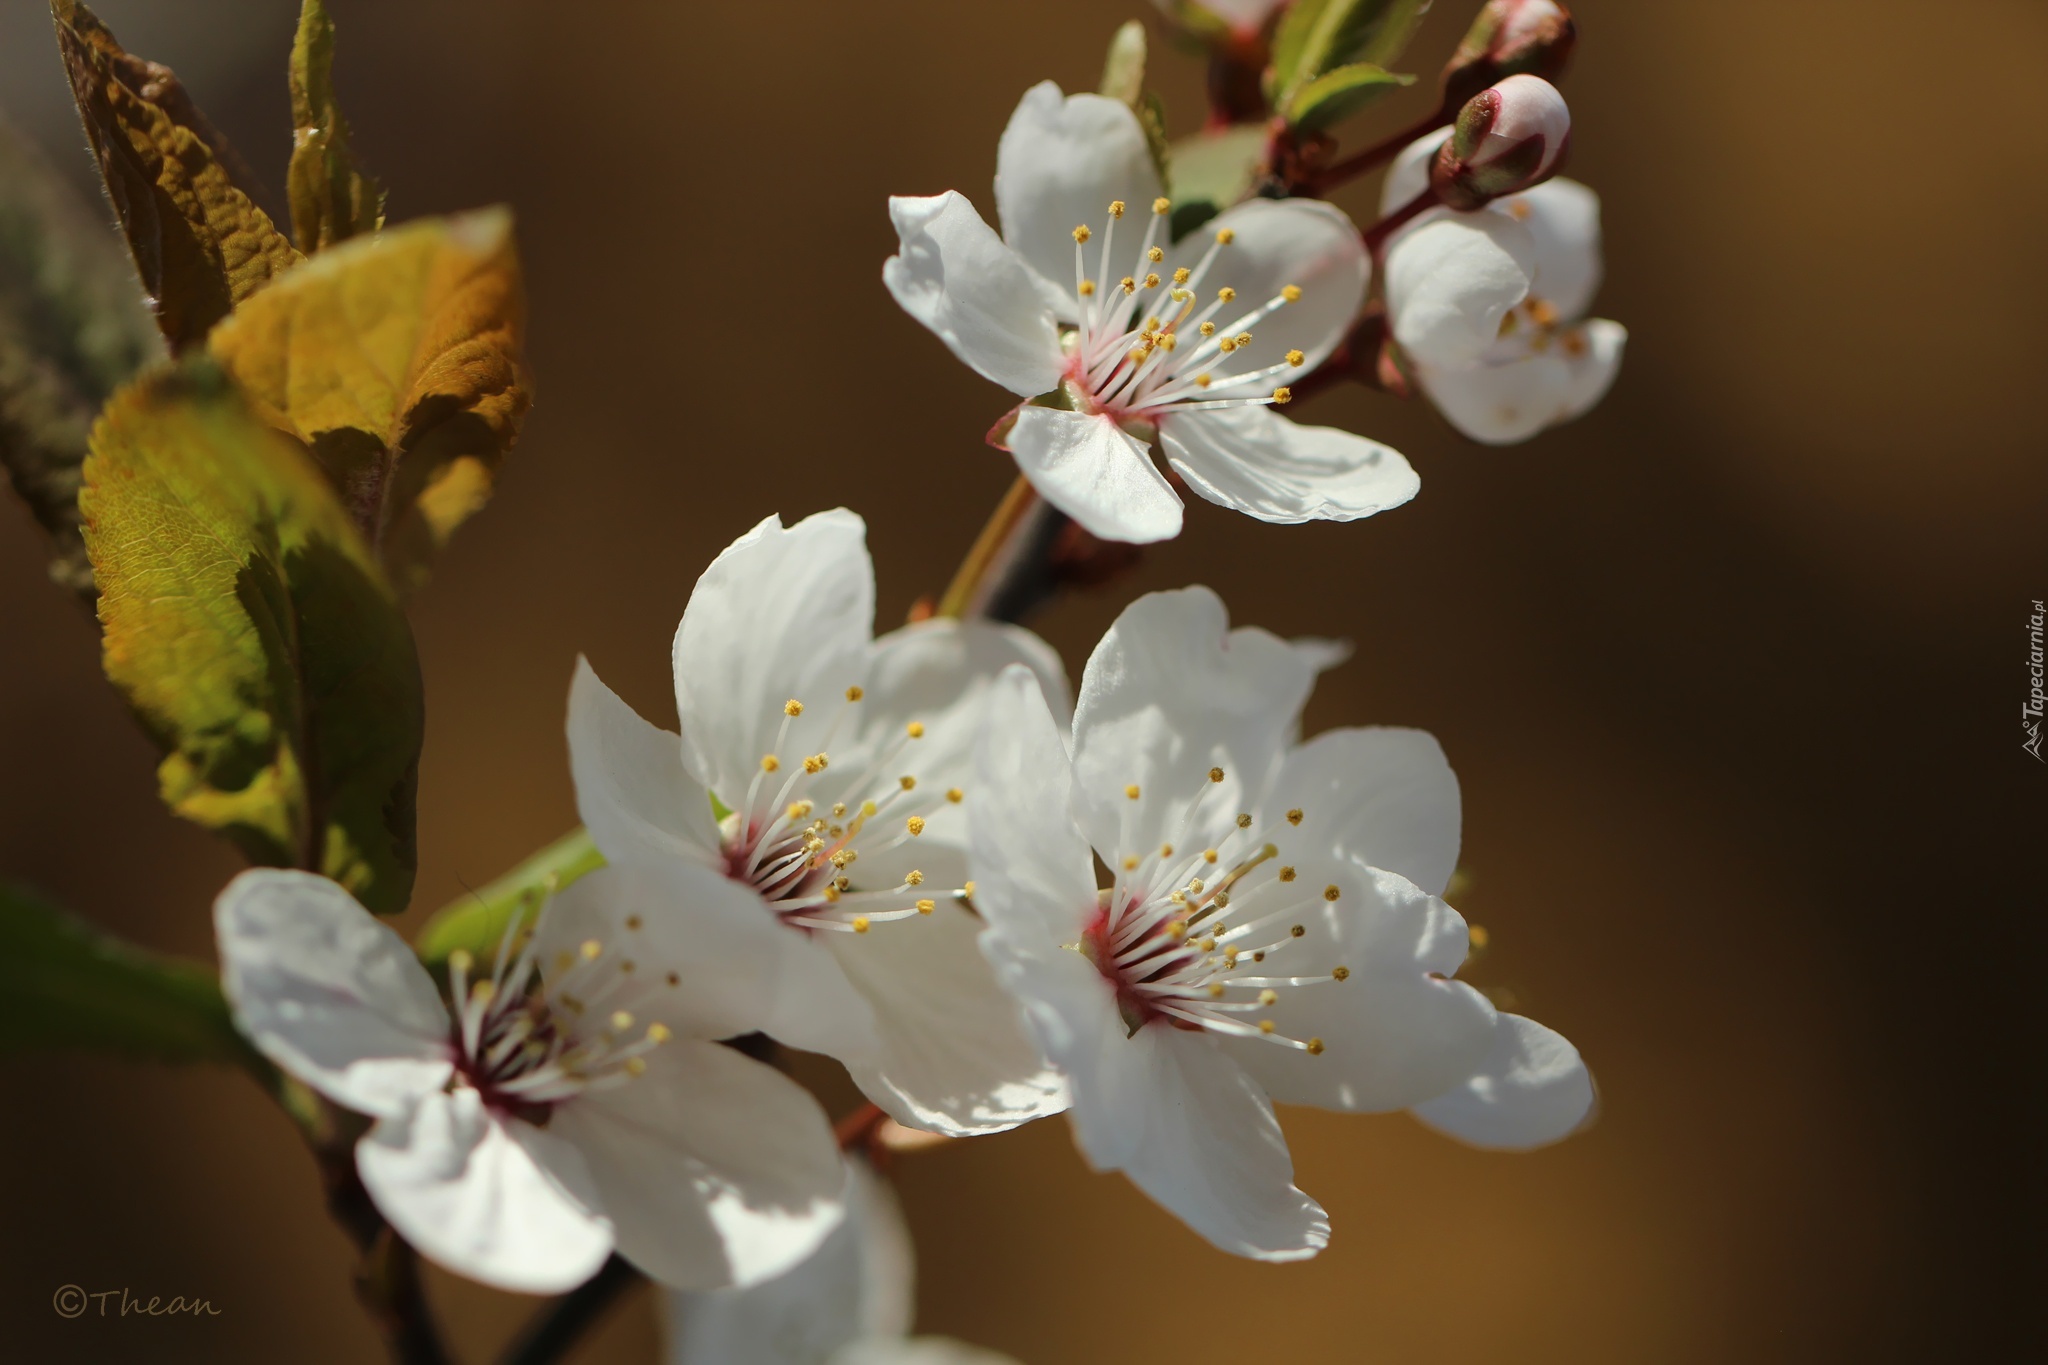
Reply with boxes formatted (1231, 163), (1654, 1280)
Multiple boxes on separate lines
(569, 508), (1068, 1138)
(665, 1161), (1019, 1365)
(885, 81), (1416, 544)
(215, 867), (845, 1294)
(1381, 129), (1626, 444)
(968, 588), (1594, 1259)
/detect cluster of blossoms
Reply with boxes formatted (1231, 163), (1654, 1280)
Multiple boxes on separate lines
(212, 2), (1610, 1356)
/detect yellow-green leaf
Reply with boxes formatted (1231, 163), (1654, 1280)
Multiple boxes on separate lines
(1286, 62), (1417, 133)
(80, 361), (424, 912)
(413, 827), (606, 968)
(1167, 124), (1271, 232)
(207, 210), (531, 587)
(287, 0), (384, 254)
(1271, 0), (1431, 110)
(50, 0), (302, 350)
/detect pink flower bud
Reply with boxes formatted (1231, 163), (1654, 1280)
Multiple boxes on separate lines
(1429, 74), (1571, 210)
(1441, 0), (1579, 112)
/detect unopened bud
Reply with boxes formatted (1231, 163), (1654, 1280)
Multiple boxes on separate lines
(1430, 74), (1570, 211)
(1442, 0), (1578, 112)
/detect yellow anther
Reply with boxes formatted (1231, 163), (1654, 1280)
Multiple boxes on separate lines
(906, 869), (925, 886)
(1323, 884), (1341, 901)
(1235, 332), (1253, 347)
(619, 959), (636, 975)
(1208, 766), (1225, 783)
(835, 875), (852, 891)
(1208, 983), (1226, 998)
(787, 800), (812, 821)
(946, 787), (964, 803)
(611, 1010), (634, 1031)
(1126, 784), (1141, 800)
(647, 1022), (673, 1043)
(1281, 284), (1303, 303)
(1236, 813), (1252, 829)
(852, 916), (872, 934)
(917, 898), (936, 914)
(907, 816), (926, 836)
(1109, 200), (1127, 218)
(1166, 920), (1189, 940)
(1203, 848), (1219, 864)
(1159, 333), (1177, 351)
(1258, 989), (1278, 1006)
(449, 949), (474, 974)
(1199, 321), (1217, 337)
(898, 775), (917, 791)
(1286, 349), (1305, 367)
(1152, 196), (1171, 215)
(832, 803), (848, 818)
(962, 880), (976, 896)
(1469, 926), (1491, 950)
(1195, 373), (1212, 388)
(1144, 316), (1161, 331)
(1160, 843), (1175, 857)
(1218, 286), (1237, 302)
(1286, 808), (1304, 825)
(1189, 878), (1205, 893)
(830, 849), (853, 867)
(1225, 947), (1241, 965)
(784, 698), (804, 717)
(804, 755), (826, 774)
(853, 801), (873, 819)
(1079, 279), (1096, 297)
(1216, 227), (1235, 245)
(1290, 924), (1306, 938)
(580, 939), (602, 961)
(470, 979), (496, 1005)
(1147, 246), (1163, 263)
(1128, 347), (1150, 364)
(1213, 892), (1230, 908)
(1120, 276), (1137, 294)
(1272, 387), (1293, 405)
(762, 754), (780, 772)
(616, 1056), (645, 1078)
(1123, 856), (1140, 871)
(846, 685), (865, 702)
(1073, 224), (1093, 243)
(1332, 966), (1351, 981)
(1170, 890), (1187, 904)
(1217, 337), (1237, 354)
(1279, 866), (1297, 882)
(666, 970), (681, 987)
(1173, 267), (1191, 284)
(824, 885), (841, 902)
(1258, 1018), (1276, 1034)
(1529, 297), (1560, 327)
(1200, 936), (1217, 950)
(1306, 1037), (1325, 1055)
(907, 722), (925, 739)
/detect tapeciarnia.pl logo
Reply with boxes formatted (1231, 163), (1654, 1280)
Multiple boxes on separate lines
(2025, 599), (2045, 762)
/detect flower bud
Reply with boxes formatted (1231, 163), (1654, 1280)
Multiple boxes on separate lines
(1429, 74), (1570, 211)
(1441, 0), (1579, 112)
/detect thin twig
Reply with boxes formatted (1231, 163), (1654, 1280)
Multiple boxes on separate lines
(498, 1255), (643, 1365)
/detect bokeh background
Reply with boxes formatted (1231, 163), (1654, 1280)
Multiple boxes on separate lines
(3, 0), (2044, 1360)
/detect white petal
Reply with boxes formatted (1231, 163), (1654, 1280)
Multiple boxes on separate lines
(1266, 726), (1460, 895)
(883, 192), (1065, 398)
(553, 1039), (847, 1290)
(569, 657), (722, 870)
(1379, 131), (1447, 214)
(1069, 586), (1313, 859)
(969, 664), (1100, 949)
(1418, 317), (1626, 445)
(833, 1341), (1021, 1365)
(1164, 198), (1368, 378)
(1159, 405), (1417, 525)
(1512, 178), (1604, 320)
(1222, 865), (1499, 1113)
(674, 509), (876, 806)
(1411, 1012), (1595, 1150)
(853, 617), (1072, 853)
(356, 1090), (614, 1294)
(1383, 212), (1536, 370)
(664, 1162), (913, 1365)
(542, 863), (880, 1062)
(1006, 405), (1183, 544)
(214, 869), (451, 1121)
(994, 81), (1165, 318)
(826, 903), (1068, 1136)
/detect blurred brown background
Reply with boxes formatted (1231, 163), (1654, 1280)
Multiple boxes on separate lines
(3, 0), (2044, 1360)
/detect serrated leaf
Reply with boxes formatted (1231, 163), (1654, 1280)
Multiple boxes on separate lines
(413, 827), (605, 967)
(50, 0), (302, 351)
(0, 119), (162, 598)
(1166, 123), (1271, 232)
(287, 0), (384, 254)
(0, 882), (248, 1065)
(207, 210), (532, 587)
(1271, 0), (1432, 110)
(1286, 62), (1417, 133)
(81, 362), (424, 913)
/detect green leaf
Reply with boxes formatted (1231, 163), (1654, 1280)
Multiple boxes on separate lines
(1271, 0), (1432, 110)
(1098, 19), (1147, 106)
(413, 827), (606, 967)
(1166, 123), (1271, 233)
(207, 211), (533, 587)
(287, 0), (385, 255)
(0, 118), (162, 598)
(1285, 62), (1417, 133)
(0, 881), (248, 1064)
(80, 361), (424, 913)
(50, 0), (303, 350)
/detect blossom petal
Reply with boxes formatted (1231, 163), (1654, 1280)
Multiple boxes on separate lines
(1384, 212), (1536, 370)
(1411, 1012), (1595, 1150)
(853, 617), (1072, 853)
(1379, 131), (1445, 214)
(1006, 406), (1183, 544)
(884, 192), (1064, 398)
(569, 657), (722, 870)
(1165, 198), (1368, 379)
(1265, 726), (1460, 896)
(552, 1038), (847, 1290)
(1418, 317), (1626, 445)
(1158, 405), (1417, 525)
(1070, 586), (1314, 859)
(969, 664), (1098, 947)
(994, 81), (1165, 318)
(356, 1090), (614, 1294)
(543, 863), (880, 1062)
(1222, 865), (1499, 1113)
(1514, 178), (1604, 321)
(674, 510), (875, 806)
(214, 869), (451, 1121)
(663, 1162), (912, 1365)
(826, 902), (1068, 1136)
(832, 1341), (1022, 1365)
